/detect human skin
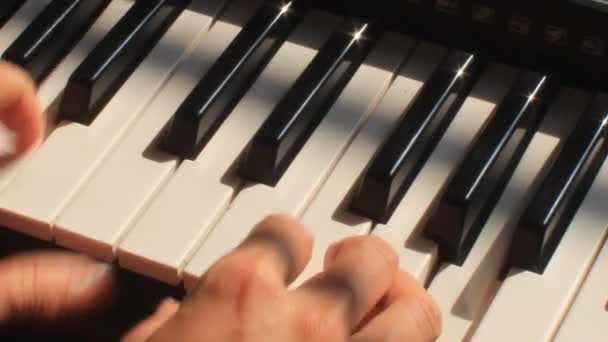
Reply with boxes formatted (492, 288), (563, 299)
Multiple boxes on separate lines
(0, 61), (441, 342)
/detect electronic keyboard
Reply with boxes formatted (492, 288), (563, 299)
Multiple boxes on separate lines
(0, 1), (607, 341)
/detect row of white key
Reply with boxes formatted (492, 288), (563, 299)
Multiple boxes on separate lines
(182, 31), (415, 290)
(0, 0), (222, 240)
(117, 10), (342, 285)
(53, 0), (259, 262)
(4, 9), (606, 341)
(431, 88), (592, 342)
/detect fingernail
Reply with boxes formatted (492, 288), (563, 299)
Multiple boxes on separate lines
(74, 262), (112, 294)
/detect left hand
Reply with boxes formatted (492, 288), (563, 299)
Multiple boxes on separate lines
(0, 61), (114, 326)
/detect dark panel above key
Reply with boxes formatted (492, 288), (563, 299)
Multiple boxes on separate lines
(507, 93), (608, 273)
(0, 0), (24, 29)
(57, 0), (187, 126)
(238, 19), (373, 186)
(2, 0), (110, 84)
(160, 1), (300, 160)
(424, 71), (555, 265)
(349, 49), (483, 223)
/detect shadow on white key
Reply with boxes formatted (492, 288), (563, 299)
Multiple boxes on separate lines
(52, 0), (254, 262)
(182, 32), (413, 290)
(428, 88), (591, 342)
(0, 1), (50, 52)
(554, 219), (608, 342)
(117, 11), (341, 286)
(287, 42), (446, 287)
(0, 1), (132, 193)
(0, 0), (223, 241)
(371, 64), (518, 285)
(470, 93), (608, 342)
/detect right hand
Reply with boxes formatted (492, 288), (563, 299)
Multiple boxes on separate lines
(125, 215), (442, 341)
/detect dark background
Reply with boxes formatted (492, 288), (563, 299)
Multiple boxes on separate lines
(0, 226), (186, 341)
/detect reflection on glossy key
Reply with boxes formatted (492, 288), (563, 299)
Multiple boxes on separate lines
(57, 0), (187, 126)
(2, 0), (110, 83)
(424, 71), (554, 265)
(0, 1), (51, 53)
(349, 50), (483, 223)
(161, 1), (300, 160)
(0, 0), (24, 29)
(470, 124), (608, 342)
(238, 21), (372, 186)
(507, 93), (608, 273)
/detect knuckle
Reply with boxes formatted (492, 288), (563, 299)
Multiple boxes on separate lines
(342, 236), (398, 268)
(203, 255), (283, 303)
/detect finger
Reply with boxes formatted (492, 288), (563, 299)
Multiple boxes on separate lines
(351, 270), (442, 342)
(122, 298), (179, 342)
(289, 235), (398, 340)
(191, 214), (313, 300)
(0, 61), (44, 166)
(147, 215), (312, 340)
(0, 251), (113, 323)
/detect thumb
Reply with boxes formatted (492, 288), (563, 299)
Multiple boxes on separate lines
(0, 250), (113, 323)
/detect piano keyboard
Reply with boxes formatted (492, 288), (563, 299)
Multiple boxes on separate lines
(1, 1), (607, 341)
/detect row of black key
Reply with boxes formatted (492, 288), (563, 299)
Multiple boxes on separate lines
(422, 80), (608, 273)
(3, 0), (110, 84)
(1, 0), (187, 125)
(2, 1), (606, 276)
(424, 71), (554, 265)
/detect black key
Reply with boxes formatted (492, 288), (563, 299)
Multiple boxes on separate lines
(424, 71), (555, 265)
(2, 0), (110, 84)
(57, 0), (187, 126)
(349, 49), (483, 223)
(238, 20), (373, 186)
(0, 0), (24, 29)
(160, 1), (300, 160)
(507, 93), (608, 273)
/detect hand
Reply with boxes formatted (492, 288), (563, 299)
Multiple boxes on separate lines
(125, 215), (442, 342)
(0, 61), (114, 326)
(0, 60), (441, 341)
(0, 61), (44, 166)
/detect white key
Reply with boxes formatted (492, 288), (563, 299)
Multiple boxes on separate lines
(0, 0), (50, 52)
(554, 225), (608, 342)
(118, 11), (341, 285)
(52, 0), (257, 261)
(372, 65), (518, 285)
(182, 32), (414, 290)
(0, 1), (133, 192)
(428, 87), (592, 342)
(469, 89), (597, 342)
(0, 0), (222, 240)
(291, 42), (447, 287)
